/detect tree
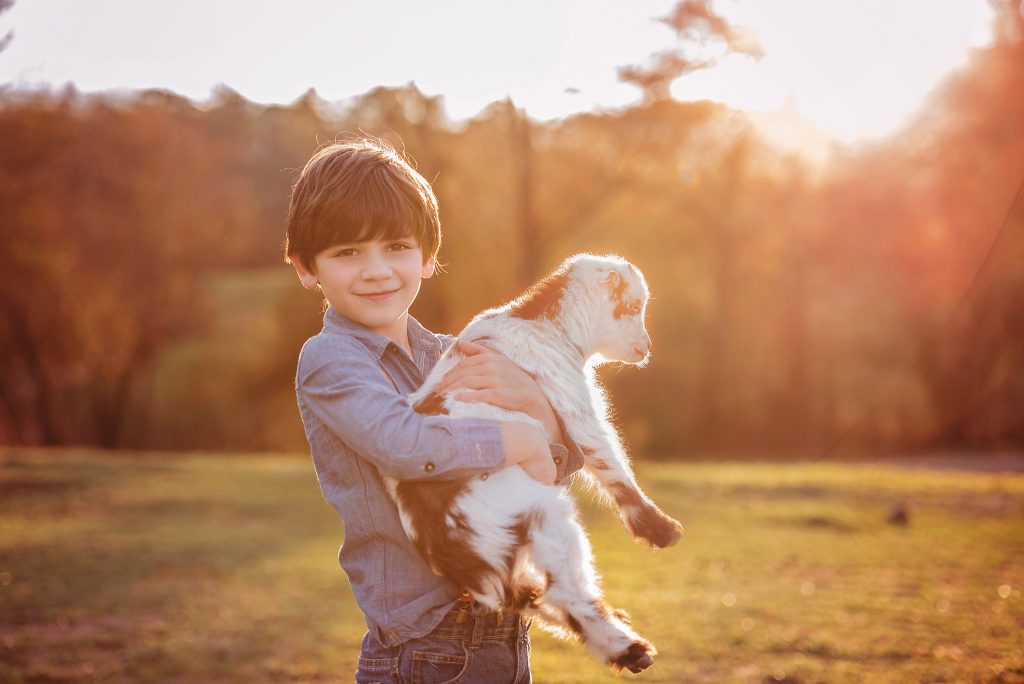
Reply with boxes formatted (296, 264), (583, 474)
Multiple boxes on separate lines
(0, 0), (14, 54)
(619, 0), (763, 104)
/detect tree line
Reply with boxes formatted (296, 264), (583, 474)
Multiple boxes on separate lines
(1, 7), (1022, 456)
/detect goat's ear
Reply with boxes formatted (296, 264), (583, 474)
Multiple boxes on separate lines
(601, 268), (622, 291)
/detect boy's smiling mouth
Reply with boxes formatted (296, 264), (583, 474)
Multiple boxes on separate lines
(356, 288), (401, 302)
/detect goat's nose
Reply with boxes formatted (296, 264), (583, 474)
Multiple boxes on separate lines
(632, 344), (647, 358)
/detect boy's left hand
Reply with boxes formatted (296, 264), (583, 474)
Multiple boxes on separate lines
(437, 340), (562, 440)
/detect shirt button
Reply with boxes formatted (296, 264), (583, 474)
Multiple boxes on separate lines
(480, 472), (489, 481)
(553, 456), (563, 465)
(424, 462), (435, 473)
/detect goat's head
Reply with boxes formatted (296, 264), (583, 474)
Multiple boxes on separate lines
(573, 254), (651, 364)
(510, 254), (651, 364)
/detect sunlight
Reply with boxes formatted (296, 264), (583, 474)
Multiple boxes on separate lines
(0, 0), (996, 144)
(671, 0), (995, 142)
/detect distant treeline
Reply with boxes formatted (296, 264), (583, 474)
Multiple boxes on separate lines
(1, 26), (1022, 457)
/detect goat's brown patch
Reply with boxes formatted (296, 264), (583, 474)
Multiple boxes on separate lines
(608, 640), (656, 674)
(509, 580), (545, 612)
(504, 509), (542, 574)
(609, 481), (683, 547)
(582, 446), (612, 471)
(609, 481), (644, 509)
(606, 269), (638, 320)
(413, 391), (449, 415)
(510, 268), (570, 320)
(566, 613), (585, 639)
(393, 479), (496, 595)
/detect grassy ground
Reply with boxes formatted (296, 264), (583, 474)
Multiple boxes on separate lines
(1, 449), (1022, 683)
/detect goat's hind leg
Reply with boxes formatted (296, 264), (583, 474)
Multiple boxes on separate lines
(527, 496), (655, 673)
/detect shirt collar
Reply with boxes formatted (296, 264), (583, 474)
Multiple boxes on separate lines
(323, 306), (442, 358)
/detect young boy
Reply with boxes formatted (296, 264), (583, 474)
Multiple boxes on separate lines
(285, 138), (583, 683)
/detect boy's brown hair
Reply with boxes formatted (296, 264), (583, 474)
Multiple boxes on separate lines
(285, 138), (441, 271)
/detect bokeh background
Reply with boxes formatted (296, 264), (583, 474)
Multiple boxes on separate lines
(1, 1), (1023, 682)
(1, 0), (1022, 456)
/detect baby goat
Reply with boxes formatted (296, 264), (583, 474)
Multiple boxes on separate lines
(390, 253), (682, 673)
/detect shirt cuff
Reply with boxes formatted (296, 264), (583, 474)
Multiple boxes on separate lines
(551, 411), (585, 482)
(549, 443), (570, 483)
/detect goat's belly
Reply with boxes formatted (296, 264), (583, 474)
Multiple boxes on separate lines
(389, 468), (562, 598)
(457, 468), (560, 528)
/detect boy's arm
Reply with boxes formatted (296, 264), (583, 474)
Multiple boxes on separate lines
(438, 341), (586, 484)
(298, 335), (506, 480)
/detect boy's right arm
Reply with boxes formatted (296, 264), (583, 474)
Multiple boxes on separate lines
(297, 335), (553, 482)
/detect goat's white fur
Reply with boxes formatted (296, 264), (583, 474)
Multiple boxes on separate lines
(391, 253), (682, 672)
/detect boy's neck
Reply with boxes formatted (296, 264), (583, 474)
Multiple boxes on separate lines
(377, 312), (413, 357)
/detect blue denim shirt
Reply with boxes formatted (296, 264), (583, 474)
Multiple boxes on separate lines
(295, 307), (584, 647)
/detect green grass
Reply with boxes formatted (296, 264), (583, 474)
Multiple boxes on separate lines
(2, 450), (1023, 683)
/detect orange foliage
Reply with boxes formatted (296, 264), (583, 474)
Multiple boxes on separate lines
(1, 14), (1022, 454)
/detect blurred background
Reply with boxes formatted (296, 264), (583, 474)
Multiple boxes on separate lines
(3, 3), (1024, 683)
(0, 0), (1022, 459)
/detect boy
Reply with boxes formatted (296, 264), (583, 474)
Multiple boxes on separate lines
(285, 138), (583, 683)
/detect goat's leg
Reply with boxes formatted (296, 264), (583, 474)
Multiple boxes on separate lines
(567, 415), (683, 548)
(526, 497), (656, 673)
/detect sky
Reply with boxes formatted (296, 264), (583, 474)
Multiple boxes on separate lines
(0, 0), (997, 143)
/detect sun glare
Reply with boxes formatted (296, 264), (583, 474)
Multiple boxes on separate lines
(0, 0), (997, 145)
(669, 0), (996, 143)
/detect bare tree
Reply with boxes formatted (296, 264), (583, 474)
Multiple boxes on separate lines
(0, 0), (14, 54)
(619, 0), (763, 104)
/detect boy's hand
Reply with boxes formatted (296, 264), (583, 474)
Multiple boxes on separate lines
(439, 341), (563, 441)
(500, 422), (556, 485)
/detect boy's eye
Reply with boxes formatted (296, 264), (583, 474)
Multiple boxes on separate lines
(388, 242), (413, 251)
(333, 248), (357, 257)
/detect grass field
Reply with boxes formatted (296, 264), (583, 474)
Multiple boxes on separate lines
(1, 449), (1022, 683)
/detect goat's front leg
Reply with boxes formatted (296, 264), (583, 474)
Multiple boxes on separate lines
(572, 418), (683, 548)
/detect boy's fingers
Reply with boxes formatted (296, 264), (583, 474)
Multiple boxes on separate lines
(457, 340), (491, 356)
(448, 355), (490, 375)
(446, 374), (491, 391)
(439, 359), (486, 387)
(459, 389), (494, 404)
(441, 365), (484, 384)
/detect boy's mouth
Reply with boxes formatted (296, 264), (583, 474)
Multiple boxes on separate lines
(357, 288), (401, 302)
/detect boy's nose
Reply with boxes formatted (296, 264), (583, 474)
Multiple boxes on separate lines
(362, 258), (392, 279)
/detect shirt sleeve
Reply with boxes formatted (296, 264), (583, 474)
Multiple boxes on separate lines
(296, 334), (505, 481)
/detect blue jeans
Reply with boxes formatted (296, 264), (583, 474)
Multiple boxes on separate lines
(355, 602), (532, 684)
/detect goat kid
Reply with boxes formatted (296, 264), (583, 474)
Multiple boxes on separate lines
(387, 254), (682, 674)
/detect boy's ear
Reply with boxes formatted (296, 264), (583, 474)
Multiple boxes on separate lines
(421, 256), (436, 280)
(291, 258), (319, 290)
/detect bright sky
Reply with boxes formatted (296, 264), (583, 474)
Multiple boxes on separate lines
(0, 0), (995, 142)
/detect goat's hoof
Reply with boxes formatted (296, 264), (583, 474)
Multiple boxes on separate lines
(631, 508), (684, 548)
(609, 640), (656, 674)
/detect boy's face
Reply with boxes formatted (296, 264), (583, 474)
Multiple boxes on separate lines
(293, 236), (435, 339)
